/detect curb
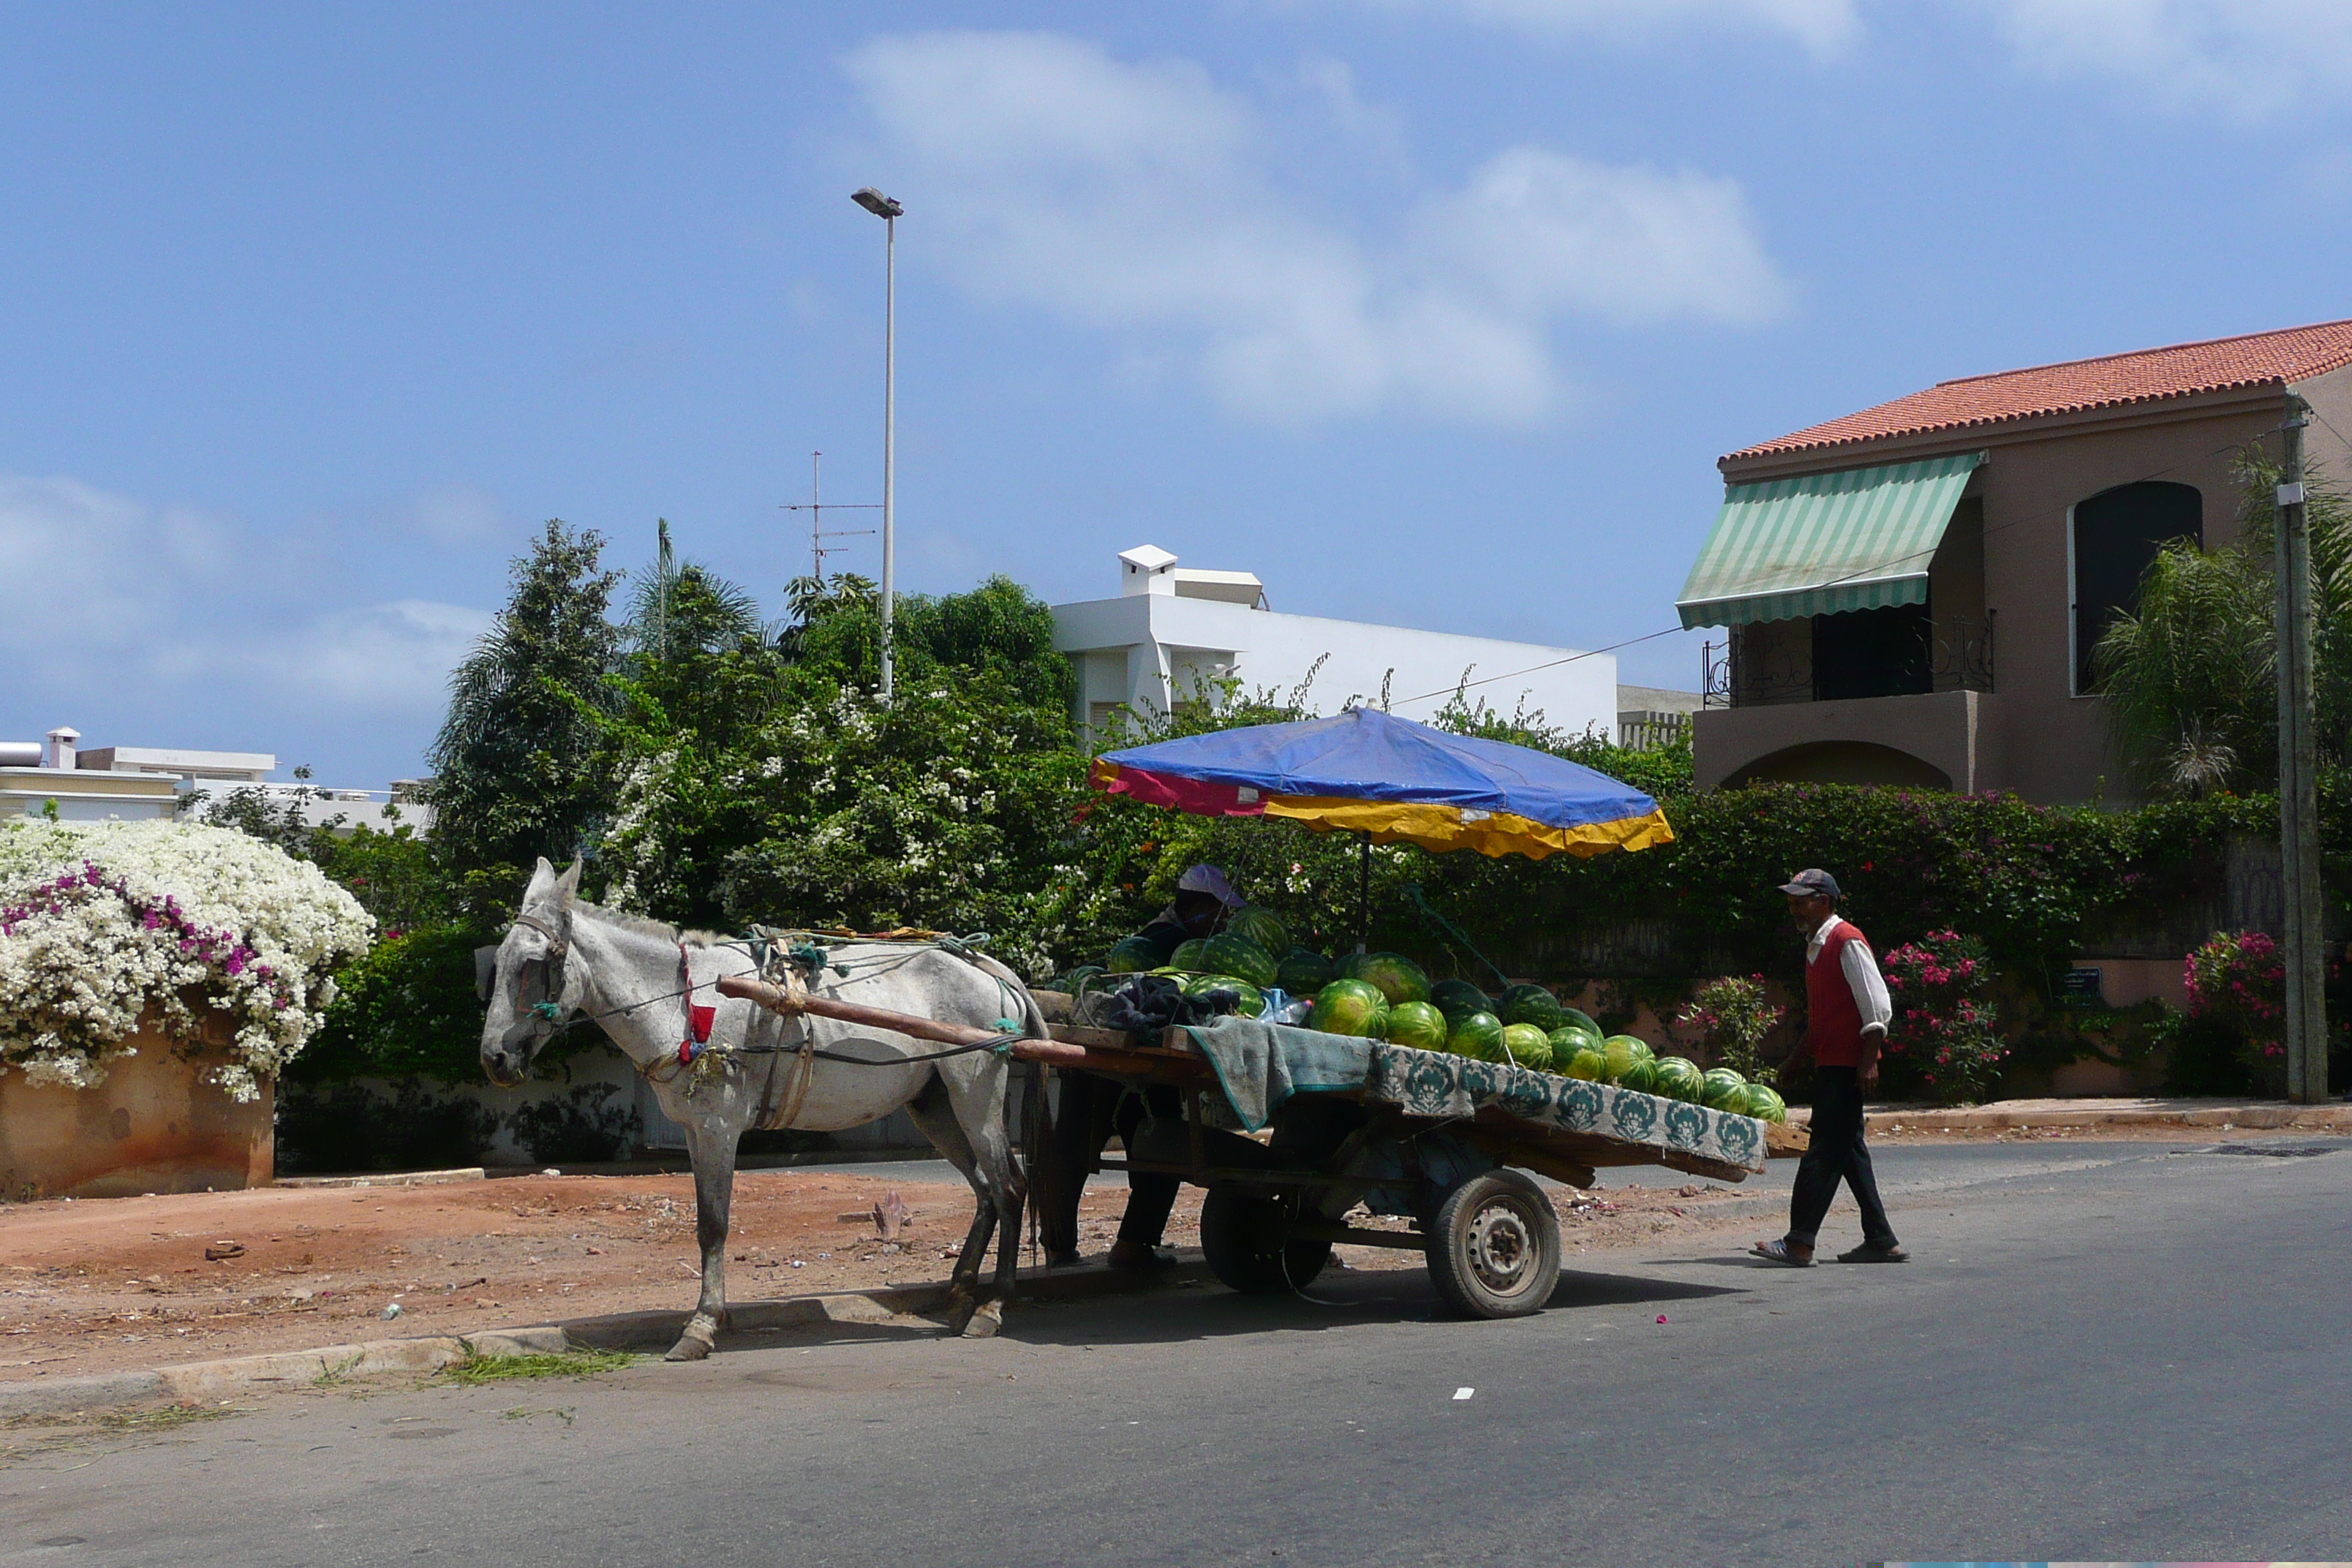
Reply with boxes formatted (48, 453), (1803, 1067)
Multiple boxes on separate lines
(1834, 1104), (2352, 1135)
(274, 1167), (487, 1190)
(0, 1327), (568, 1420)
(0, 1257), (1213, 1422)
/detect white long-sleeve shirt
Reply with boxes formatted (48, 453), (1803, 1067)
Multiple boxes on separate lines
(1809, 913), (1893, 1035)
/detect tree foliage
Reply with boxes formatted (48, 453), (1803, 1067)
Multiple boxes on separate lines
(428, 521), (622, 889)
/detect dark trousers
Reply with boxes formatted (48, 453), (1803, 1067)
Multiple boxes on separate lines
(1787, 1066), (1896, 1249)
(1038, 1072), (1180, 1258)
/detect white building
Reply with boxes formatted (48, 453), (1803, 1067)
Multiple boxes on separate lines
(0, 725), (429, 831)
(1050, 546), (1620, 740)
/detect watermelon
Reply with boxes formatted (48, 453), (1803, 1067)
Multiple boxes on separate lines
(1383, 1000), (1449, 1052)
(1741, 1084), (1788, 1123)
(1429, 979), (1493, 1028)
(1056, 964), (1104, 995)
(1495, 984), (1565, 1033)
(1184, 974), (1267, 1017)
(1447, 1011), (1508, 1062)
(1105, 933), (1173, 973)
(1556, 1006), (1602, 1038)
(1700, 1066), (1749, 1112)
(1224, 906), (1291, 956)
(1599, 1034), (1654, 1085)
(1337, 951), (1431, 1006)
(1199, 932), (1278, 990)
(1500, 1023), (1553, 1071)
(1306, 978), (1387, 1038)
(1651, 1056), (1705, 1103)
(1365, 1003), (1393, 1041)
(1168, 938), (1210, 973)
(1558, 1038), (1609, 1081)
(1618, 1058), (1659, 1095)
(1275, 948), (1336, 998)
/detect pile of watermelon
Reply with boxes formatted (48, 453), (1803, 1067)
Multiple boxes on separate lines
(1055, 913), (1786, 1124)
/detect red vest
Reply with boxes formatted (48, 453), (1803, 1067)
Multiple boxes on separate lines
(1806, 920), (1869, 1068)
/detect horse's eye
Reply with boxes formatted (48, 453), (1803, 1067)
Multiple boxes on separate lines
(473, 945), (500, 1003)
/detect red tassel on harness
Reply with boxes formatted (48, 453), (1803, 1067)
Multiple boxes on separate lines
(690, 1003), (717, 1043)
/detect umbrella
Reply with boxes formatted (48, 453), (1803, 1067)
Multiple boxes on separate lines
(1092, 707), (1672, 942)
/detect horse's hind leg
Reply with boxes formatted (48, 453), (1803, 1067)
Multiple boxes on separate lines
(935, 1058), (1027, 1338)
(905, 1079), (998, 1328)
(667, 1119), (739, 1362)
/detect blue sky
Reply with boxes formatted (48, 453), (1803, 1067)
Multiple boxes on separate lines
(7, 1), (2352, 785)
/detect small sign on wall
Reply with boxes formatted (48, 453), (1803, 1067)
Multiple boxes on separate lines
(2059, 967), (2105, 1007)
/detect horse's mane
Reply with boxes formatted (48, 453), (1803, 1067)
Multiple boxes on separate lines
(569, 899), (728, 949)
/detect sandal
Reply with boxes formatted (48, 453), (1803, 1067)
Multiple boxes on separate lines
(1838, 1243), (1909, 1263)
(1749, 1240), (1814, 1267)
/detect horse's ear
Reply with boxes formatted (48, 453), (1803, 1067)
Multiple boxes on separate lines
(524, 856), (557, 902)
(553, 857), (583, 908)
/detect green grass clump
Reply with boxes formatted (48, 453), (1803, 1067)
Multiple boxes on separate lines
(440, 1346), (637, 1385)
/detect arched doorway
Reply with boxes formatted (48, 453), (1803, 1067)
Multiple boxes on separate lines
(2072, 480), (2202, 694)
(1726, 741), (1952, 791)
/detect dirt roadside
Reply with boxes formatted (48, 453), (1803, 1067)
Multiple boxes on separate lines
(0, 1118), (2311, 1388)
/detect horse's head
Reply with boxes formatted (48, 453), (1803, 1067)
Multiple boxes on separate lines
(478, 856), (585, 1088)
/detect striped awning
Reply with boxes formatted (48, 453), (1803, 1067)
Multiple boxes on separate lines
(1676, 451), (1986, 628)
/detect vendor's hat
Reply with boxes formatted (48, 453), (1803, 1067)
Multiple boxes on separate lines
(1777, 867), (1841, 899)
(1177, 864), (1243, 908)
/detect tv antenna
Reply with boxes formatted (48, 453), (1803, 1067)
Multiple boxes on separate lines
(781, 451), (877, 584)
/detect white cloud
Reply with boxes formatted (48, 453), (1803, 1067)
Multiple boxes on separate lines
(1332, 0), (1860, 54)
(0, 472), (490, 725)
(844, 31), (1788, 426)
(1983, 0), (2352, 118)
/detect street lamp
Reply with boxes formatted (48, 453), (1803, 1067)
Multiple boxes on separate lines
(851, 186), (903, 701)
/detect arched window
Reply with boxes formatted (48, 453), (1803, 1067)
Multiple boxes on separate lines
(2072, 480), (2202, 694)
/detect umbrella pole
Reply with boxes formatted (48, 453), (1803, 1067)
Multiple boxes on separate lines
(1357, 833), (1371, 953)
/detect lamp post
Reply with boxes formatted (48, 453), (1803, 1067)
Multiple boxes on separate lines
(851, 185), (903, 701)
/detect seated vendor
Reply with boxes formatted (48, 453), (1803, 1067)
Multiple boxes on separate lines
(1137, 862), (1243, 953)
(1042, 862), (1244, 1271)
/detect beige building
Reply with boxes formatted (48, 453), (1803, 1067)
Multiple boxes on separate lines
(1680, 320), (2352, 803)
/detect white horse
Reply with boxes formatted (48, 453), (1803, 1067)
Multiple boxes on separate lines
(478, 858), (1039, 1354)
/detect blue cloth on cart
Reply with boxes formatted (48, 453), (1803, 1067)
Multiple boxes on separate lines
(1179, 1018), (1373, 1132)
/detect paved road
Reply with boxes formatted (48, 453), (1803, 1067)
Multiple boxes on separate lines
(9, 1136), (2351, 1566)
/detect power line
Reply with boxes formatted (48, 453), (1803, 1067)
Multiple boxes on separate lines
(1387, 422), (2289, 712)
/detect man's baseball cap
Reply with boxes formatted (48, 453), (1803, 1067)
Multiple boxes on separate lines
(1777, 868), (1841, 899)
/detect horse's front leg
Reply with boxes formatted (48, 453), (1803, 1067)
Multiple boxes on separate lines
(666, 1114), (739, 1362)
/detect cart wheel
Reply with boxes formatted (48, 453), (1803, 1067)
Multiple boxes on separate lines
(1199, 1186), (1333, 1296)
(1425, 1170), (1560, 1319)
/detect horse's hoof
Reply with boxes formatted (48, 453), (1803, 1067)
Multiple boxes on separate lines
(960, 1298), (1003, 1339)
(663, 1311), (719, 1361)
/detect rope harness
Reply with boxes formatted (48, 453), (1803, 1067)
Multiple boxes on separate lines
(487, 913), (1032, 1123)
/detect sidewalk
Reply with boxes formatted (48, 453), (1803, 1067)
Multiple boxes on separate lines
(1790, 1095), (2352, 1136)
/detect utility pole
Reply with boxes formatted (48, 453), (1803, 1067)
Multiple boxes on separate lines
(2275, 394), (2328, 1104)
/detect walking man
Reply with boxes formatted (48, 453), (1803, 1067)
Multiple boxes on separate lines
(1752, 868), (1908, 1266)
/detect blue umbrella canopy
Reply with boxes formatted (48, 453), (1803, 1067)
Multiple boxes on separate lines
(1093, 707), (1671, 861)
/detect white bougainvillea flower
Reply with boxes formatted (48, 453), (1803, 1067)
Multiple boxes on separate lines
(0, 821), (372, 1100)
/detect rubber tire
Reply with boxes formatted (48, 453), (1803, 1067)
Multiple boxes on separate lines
(1198, 1186), (1333, 1295)
(1425, 1169), (1561, 1319)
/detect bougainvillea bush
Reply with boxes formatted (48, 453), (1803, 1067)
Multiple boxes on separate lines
(2184, 929), (2286, 1095)
(0, 821), (373, 1100)
(1677, 975), (1784, 1083)
(1880, 929), (2005, 1104)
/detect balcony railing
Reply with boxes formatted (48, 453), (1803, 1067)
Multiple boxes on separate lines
(1703, 612), (1994, 710)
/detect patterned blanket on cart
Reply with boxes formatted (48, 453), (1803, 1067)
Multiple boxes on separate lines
(1183, 1019), (1765, 1174)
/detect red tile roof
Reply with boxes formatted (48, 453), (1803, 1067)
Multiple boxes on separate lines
(1727, 318), (2352, 464)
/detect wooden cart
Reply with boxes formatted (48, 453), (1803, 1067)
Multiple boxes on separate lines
(1027, 1004), (1806, 1321)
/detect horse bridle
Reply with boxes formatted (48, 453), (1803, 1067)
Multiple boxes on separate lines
(480, 909), (572, 1052)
